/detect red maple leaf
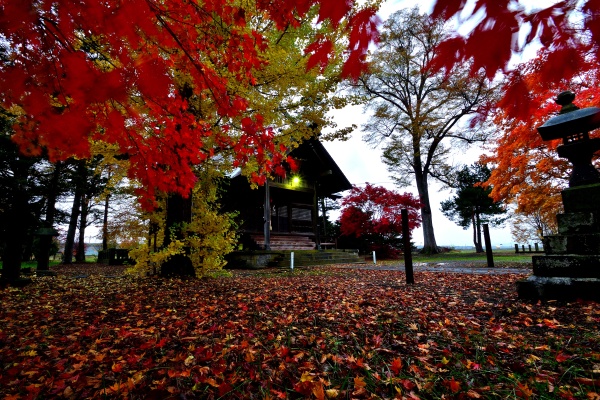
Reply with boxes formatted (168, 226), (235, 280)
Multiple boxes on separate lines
(448, 377), (461, 393)
(390, 357), (403, 375)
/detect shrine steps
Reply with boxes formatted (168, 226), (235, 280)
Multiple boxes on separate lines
(249, 234), (316, 251)
(226, 249), (364, 269)
(273, 249), (364, 268)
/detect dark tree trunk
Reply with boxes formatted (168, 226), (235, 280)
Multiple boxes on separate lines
(2, 182), (28, 283)
(63, 161), (86, 264)
(161, 192), (194, 277)
(37, 233), (54, 271)
(149, 222), (159, 252)
(102, 193), (110, 251)
(1, 160), (31, 284)
(63, 191), (81, 264)
(75, 194), (89, 263)
(472, 211), (484, 253)
(414, 169), (439, 254)
(37, 162), (62, 271)
(474, 210), (484, 253)
(321, 196), (328, 237)
(102, 168), (112, 251)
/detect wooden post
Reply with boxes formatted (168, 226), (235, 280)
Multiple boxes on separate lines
(535, 243), (539, 252)
(483, 223), (494, 268)
(264, 180), (271, 250)
(321, 196), (328, 237)
(401, 209), (414, 284)
(314, 183), (321, 250)
(515, 244), (519, 253)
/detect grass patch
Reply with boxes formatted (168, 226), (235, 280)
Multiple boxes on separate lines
(0, 255), (97, 270)
(0, 260), (62, 270)
(414, 250), (534, 263)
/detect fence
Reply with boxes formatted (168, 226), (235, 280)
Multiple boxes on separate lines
(514, 243), (544, 253)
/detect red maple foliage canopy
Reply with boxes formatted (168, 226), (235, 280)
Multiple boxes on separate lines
(0, 0), (379, 209)
(340, 183), (421, 239)
(430, 0), (600, 121)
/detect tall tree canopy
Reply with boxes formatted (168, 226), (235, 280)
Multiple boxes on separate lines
(339, 183), (421, 258)
(0, 0), (379, 210)
(349, 8), (494, 253)
(441, 163), (506, 253)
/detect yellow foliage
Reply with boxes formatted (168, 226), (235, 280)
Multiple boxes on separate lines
(128, 166), (236, 278)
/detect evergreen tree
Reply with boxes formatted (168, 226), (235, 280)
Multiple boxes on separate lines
(0, 111), (45, 283)
(441, 163), (506, 252)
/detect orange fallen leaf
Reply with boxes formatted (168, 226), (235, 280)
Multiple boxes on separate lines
(354, 376), (367, 388)
(312, 382), (326, 400)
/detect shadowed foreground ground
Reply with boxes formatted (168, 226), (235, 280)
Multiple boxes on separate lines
(1, 264), (599, 399)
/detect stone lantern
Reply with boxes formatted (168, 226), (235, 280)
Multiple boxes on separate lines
(517, 91), (600, 301)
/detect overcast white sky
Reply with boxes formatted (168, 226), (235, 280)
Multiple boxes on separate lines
(321, 0), (523, 248)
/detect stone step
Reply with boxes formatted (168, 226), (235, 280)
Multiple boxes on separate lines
(533, 254), (600, 278)
(226, 250), (364, 269)
(517, 275), (600, 302)
(275, 250), (363, 267)
(270, 245), (315, 250)
(251, 236), (314, 243)
(557, 212), (600, 235)
(544, 233), (600, 255)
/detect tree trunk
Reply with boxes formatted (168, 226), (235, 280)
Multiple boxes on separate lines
(75, 194), (89, 263)
(2, 181), (28, 283)
(1, 160), (31, 284)
(63, 161), (86, 264)
(474, 211), (483, 253)
(37, 162), (62, 271)
(36, 233), (53, 271)
(321, 196), (328, 237)
(63, 192), (81, 264)
(414, 171), (439, 254)
(472, 211), (483, 253)
(161, 192), (195, 277)
(102, 168), (112, 251)
(102, 193), (110, 251)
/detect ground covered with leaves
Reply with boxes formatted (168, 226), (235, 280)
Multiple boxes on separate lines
(1, 264), (599, 399)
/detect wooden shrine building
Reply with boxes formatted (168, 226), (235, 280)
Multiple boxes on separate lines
(226, 138), (352, 251)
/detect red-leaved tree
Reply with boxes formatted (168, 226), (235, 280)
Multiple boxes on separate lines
(0, 0), (380, 282)
(0, 0), (379, 209)
(338, 183), (421, 258)
(430, 0), (600, 120)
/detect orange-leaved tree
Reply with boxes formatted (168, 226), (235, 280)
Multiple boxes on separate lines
(480, 53), (600, 241)
(430, 0), (600, 241)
